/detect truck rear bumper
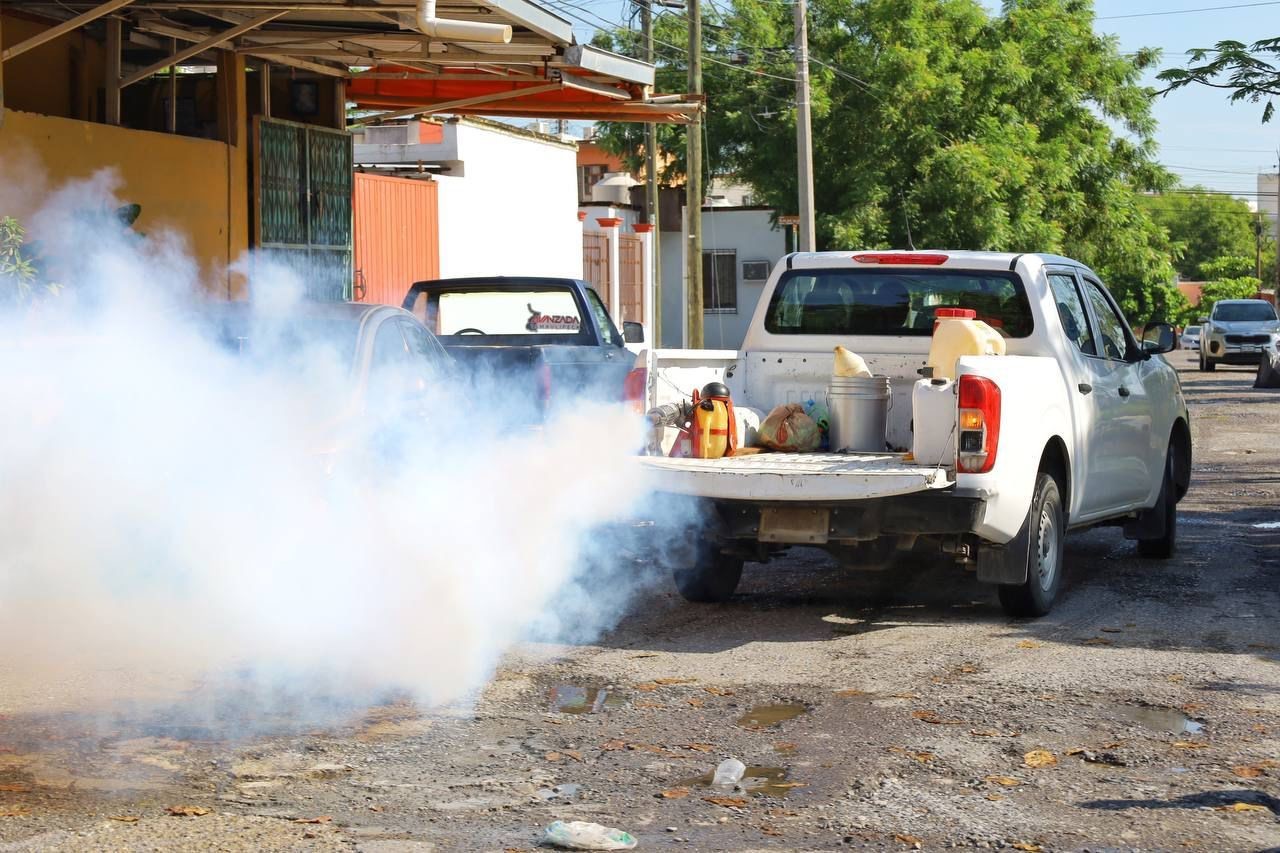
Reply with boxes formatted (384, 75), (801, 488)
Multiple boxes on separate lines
(705, 493), (985, 545)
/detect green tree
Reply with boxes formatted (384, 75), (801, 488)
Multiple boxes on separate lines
(1139, 189), (1271, 280)
(595, 0), (1183, 322)
(1195, 276), (1263, 322)
(1158, 37), (1280, 123)
(0, 216), (61, 307)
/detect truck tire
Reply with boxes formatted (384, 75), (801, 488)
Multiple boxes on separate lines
(998, 472), (1065, 618)
(673, 546), (743, 603)
(1199, 349), (1216, 372)
(1137, 450), (1178, 558)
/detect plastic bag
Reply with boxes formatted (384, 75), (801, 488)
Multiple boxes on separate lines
(803, 399), (831, 450)
(758, 403), (822, 452)
(544, 821), (638, 851)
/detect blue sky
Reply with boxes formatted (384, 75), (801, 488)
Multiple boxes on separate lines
(553, 0), (1280, 200)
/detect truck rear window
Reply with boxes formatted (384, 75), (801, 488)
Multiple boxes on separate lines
(763, 269), (1034, 338)
(415, 289), (584, 337)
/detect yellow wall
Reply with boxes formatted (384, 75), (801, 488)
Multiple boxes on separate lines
(1, 11), (103, 120)
(0, 109), (248, 293)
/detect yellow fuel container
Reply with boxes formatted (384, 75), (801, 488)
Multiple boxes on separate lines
(926, 308), (1006, 380)
(693, 398), (731, 459)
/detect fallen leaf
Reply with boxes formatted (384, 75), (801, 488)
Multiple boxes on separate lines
(1251, 724), (1268, 734)
(1023, 750), (1057, 768)
(970, 729), (1002, 738)
(1259, 759), (1280, 768)
(601, 739), (627, 751)
(1037, 694), (1056, 701)
(760, 824), (784, 837)
(774, 742), (797, 752)
(1066, 748), (1085, 756)
(1011, 844), (1043, 852)
(893, 834), (923, 845)
(986, 793), (1005, 801)
(659, 787), (690, 799)
(960, 665), (978, 674)
(1082, 637), (1113, 646)
(564, 750), (584, 763)
(166, 806), (211, 817)
(687, 698), (705, 709)
(1102, 741), (1124, 749)
(1181, 702), (1204, 714)
(985, 776), (1022, 787)
(1172, 741), (1208, 750)
(626, 743), (674, 756)
(703, 686), (734, 696)
(890, 692), (920, 700)
(912, 710), (962, 725)
(1017, 640), (1042, 649)
(0, 807), (29, 818)
(633, 683), (659, 692)
(544, 751), (563, 763)
(108, 816), (140, 823)
(368, 805), (384, 812)
(702, 796), (748, 808)
(293, 816), (332, 824)
(834, 689), (867, 697)
(0, 785), (29, 794)
(1232, 765), (1264, 778)
(1167, 674), (1186, 683)
(912, 752), (936, 763)
(1215, 802), (1267, 813)
(654, 677), (697, 685)
(680, 743), (715, 753)
(769, 781), (807, 789)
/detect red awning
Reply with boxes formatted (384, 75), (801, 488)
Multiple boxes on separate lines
(348, 65), (700, 124)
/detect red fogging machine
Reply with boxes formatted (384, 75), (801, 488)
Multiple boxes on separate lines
(645, 382), (736, 459)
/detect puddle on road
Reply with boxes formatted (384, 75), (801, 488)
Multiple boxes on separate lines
(548, 685), (621, 715)
(1116, 705), (1204, 735)
(681, 765), (799, 797)
(736, 703), (807, 729)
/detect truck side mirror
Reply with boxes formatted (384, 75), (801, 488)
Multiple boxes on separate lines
(623, 321), (645, 344)
(1140, 321), (1176, 355)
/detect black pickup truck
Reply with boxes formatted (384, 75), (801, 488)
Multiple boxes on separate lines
(402, 276), (642, 418)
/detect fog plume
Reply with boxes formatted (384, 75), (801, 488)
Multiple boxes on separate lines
(0, 169), (654, 714)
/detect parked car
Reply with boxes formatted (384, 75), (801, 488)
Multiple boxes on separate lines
(403, 277), (639, 418)
(1179, 325), (1200, 351)
(1199, 299), (1280, 371)
(630, 251), (1191, 617)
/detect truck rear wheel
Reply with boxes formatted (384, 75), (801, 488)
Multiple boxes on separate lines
(998, 472), (1065, 618)
(673, 546), (743, 603)
(1137, 450), (1178, 558)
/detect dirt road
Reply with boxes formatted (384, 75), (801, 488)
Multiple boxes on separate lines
(1, 352), (1278, 851)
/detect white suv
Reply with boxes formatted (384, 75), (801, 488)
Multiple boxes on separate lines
(1199, 299), (1280, 371)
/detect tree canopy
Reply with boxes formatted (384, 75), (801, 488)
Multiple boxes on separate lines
(1158, 37), (1280, 124)
(1138, 188), (1273, 281)
(595, 0), (1185, 322)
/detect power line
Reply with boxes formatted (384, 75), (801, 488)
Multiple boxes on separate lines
(1096, 1), (1280, 20)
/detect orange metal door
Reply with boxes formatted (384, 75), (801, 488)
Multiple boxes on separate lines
(582, 231), (610, 309)
(353, 173), (440, 305)
(618, 234), (643, 324)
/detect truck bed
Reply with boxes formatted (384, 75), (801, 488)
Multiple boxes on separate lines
(638, 452), (953, 501)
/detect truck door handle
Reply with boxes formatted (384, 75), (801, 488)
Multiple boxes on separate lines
(1077, 382), (1092, 394)
(1118, 386), (1131, 398)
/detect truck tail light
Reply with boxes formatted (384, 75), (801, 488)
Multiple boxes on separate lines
(851, 252), (949, 265)
(957, 375), (1001, 474)
(623, 367), (647, 414)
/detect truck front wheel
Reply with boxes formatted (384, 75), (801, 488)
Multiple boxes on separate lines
(998, 473), (1065, 618)
(1199, 349), (1216, 371)
(673, 545), (744, 603)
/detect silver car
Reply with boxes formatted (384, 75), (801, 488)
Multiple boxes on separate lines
(1179, 324), (1200, 351)
(1199, 299), (1280, 371)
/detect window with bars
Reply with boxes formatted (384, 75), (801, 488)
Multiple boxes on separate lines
(702, 250), (737, 313)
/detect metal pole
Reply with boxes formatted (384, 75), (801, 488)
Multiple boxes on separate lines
(685, 0), (703, 348)
(168, 39), (178, 132)
(105, 16), (122, 125)
(793, 0), (816, 252)
(642, 0), (661, 346)
(259, 59), (271, 119)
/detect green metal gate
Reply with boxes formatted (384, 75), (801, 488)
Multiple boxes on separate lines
(254, 117), (353, 300)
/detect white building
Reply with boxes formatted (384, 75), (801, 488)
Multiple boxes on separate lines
(1260, 172), (1279, 250)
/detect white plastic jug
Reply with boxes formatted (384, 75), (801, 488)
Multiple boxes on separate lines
(911, 378), (956, 466)
(926, 308), (1006, 380)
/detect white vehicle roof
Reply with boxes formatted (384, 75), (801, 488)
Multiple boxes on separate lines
(785, 249), (1098, 277)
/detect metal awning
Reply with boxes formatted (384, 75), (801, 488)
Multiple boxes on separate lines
(5, 0), (700, 123)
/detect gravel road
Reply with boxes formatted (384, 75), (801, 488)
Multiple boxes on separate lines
(1, 352), (1277, 852)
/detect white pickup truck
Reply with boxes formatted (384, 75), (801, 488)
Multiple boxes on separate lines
(632, 251), (1191, 616)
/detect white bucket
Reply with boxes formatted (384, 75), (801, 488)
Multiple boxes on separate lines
(827, 376), (891, 453)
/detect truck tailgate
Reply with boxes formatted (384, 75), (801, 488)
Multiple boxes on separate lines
(638, 452), (952, 501)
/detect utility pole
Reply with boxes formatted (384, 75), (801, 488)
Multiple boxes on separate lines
(641, 0), (661, 345)
(793, 0), (816, 252)
(685, 0), (703, 348)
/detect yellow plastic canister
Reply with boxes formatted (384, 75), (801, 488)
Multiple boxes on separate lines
(926, 308), (1006, 380)
(693, 399), (731, 458)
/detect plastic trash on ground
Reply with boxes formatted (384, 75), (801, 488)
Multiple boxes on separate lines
(833, 345), (872, 378)
(544, 820), (638, 851)
(711, 757), (746, 787)
(758, 404), (822, 452)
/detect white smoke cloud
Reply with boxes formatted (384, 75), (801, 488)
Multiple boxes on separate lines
(0, 168), (656, 716)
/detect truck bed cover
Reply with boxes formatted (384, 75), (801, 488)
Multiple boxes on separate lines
(638, 452), (952, 501)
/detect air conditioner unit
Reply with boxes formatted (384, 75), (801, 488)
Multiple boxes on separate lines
(742, 260), (771, 281)
(363, 123), (417, 145)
